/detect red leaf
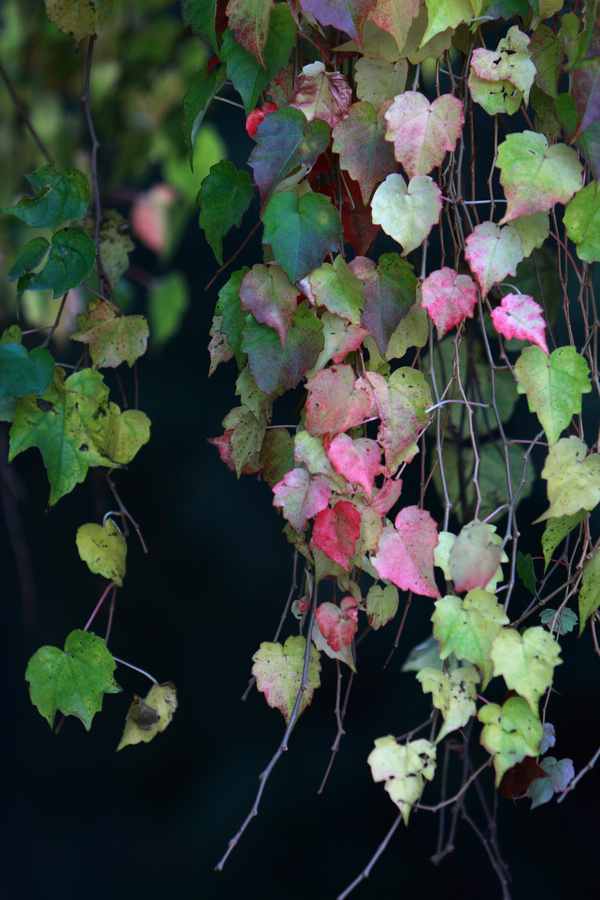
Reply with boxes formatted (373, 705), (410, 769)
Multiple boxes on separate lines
(491, 293), (549, 355)
(499, 757), (548, 800)
(342, 196), (381, 255)
(312, 500), (361, 570)
(315, 597), (359, 651)
(420, 267), (478, 339)
(326, 433), (382, 496)
(246, 108), (266, 137)
(289, 61), (352, 128)
(371, 506), (440, 597)
(226, 0), (273, 66)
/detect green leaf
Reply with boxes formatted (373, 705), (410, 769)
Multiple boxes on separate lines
(198, 160), (254, 266)
(148, 271), (190, 351)
(516, 551), (537, 596)
(365, 583), (399, 630)
(514, 346), (591, 445)
(417, 665), (479, 742)
(578, 549), (600, 635)
(242, 305), (324, 395)
(478, 696), (543, 785)
(209, 267), (249, 374)
(540, 608), (578, 636)
(370, 173), (442, 256)
(220, 2), (296, 114)
(541, 511), (587, 571)
(564, 180), (600, 263)
(2, 164), (90, 229)
(26, 629), (121, 730)
(8, 367), (114, 506)
(432, 589), (509, 688)
(223, 405), (268, 476)
(248, 108), (330, 202)
(491, 626), (562, 712)
(536, 437), (600, 522)
(70, 300), (149, 368)
(94, 210), (134, 288)
(0, 344), (54, 399)
(239, 264), (299, 345)
(251, 635), (321, 724)
(106, 405), (151, 465)
(76, 519), (127, 586)
(182, 0), (219, 53)
(309, 255), (366, 325)
(226, 0), (274, 66)
(44, 0), (113, 43)
(421, 0), (473, 47)
(7, 236), (50, 280)
(263, 192), (341, 283)
(183, 64), (227, 165)
(19, 227), (96, 298)
(117, 682), (178, 751)
(496, 131), (583, 223)
(368, 736), (436, 824)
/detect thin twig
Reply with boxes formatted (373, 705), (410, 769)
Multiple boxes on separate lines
(336, 813), (404, 900)
(0, 58), (54, 164)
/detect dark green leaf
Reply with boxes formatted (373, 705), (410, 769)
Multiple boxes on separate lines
(360, 253), (417, 355)
(20, 227), (96, 298)
(242, 305), (324, 395)
(249, 108), (330, 202)
(516, 552), (537, 596)
(263, 191), (341, 283)
(7, 237), (50, 281)
(0, 344), (55, 399)
(182, 0), (220, 53)
(2, 165), (90, 230)
(213, 267), (250, 370)
(198, 160), (254, 265)
(25, 629), (121, 730)
(183, 64), (226, 166)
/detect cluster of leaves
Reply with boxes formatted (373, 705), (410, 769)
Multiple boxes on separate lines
(187, 0), (600, 893)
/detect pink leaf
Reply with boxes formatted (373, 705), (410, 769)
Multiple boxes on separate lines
(272, 468), (332, 532)
(312, 500), (361, 570)
(130, 184), (177, 253)
(315, 597), (359, 651)
(326, 433), (382, 496)
(289, 61), (353, 128)
(384, 92), (464, 179)
(420, 267), (478, 338)
(491, 293), (549, 355)
(464, 221), (523, 297)
(305, 364), (378, 435)
(369, 478), (403, 515)
(371, 506), (440, 598)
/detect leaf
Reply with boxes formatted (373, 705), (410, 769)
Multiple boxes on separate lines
(564, 180), (600, 263)
(252, 635), (321, 723)
(570, 55), (600, 141)
(249, 107), (330, 202)
(220, 2), (296, 113)
(500, 756), (548, 800)
(449, 522), (503, 593)
(289, 61), (352, 128)
(182, 0), (219, 52)
(242, 304), (323, 395)
(540, 608), (578, 636)
(332, 101), (397, 203)
(509, 212), (550, 258)
(517, 552), (537, 595)
(307, 255), (365, 325)
(93, 210), (135, 287)
(116, 683), (178, 751)
(198, 160), (254, 265)
(225, 0), (273, 65)
(420, 267), (478, 339)
(491, 294), (549, 355)
(578, 549), (600, 635)
(326, 433), (381, 496)
(183, 64), (227, 165)
(76, 520), (127, 586)
(528, 757), (574, 809)
(272, 468), (332, 532)
(375, 367), (432, 472)
(312, 500), (361, 570)
(368, 735), (436, 824)
(420, 0), (473, 47)
(468, 27), (536, 116)
(262, 191), (341, 283)
(305, 364), (377, 436)
(479, 696), (543, 786)
(515, 347), (591, 445)
(26, 629), (120, 730)
(417, 665), (479, 742)
(0, 344), (54, 399)
(106, 406), (151, 465)
(541, 511), (587, 571)
(369, 0), (420, 53)
(222, 405), (268, 475)
(353, 253), (417, 356)
(260, 427), (295, 488)
(432, 590), (509, 688)
(354, 56), (408, 108)
(70, 300), (149, 368)
(209, 267), (249, 374)
(8, 368), (114, 506)
(43, 0), (113, 43)
(299, 0), (376, 46)
(148, 271), (190, 351)
(365, 583), (399, 630)
(315, 596), (359, 651)
(496, 132), (583, 223)
(2, 164), (89, 229)
(384, 92), (464, 178)
(537, 437), (600, 522)
(491, 627), (562, 712)
(385, 304), (429, 361)
(371, 505), (440, 598)
(240, 264), (299, 345)
(464, 221), (523, 297)
(371, 173), (442, 255)
(16, 228), (96, 299)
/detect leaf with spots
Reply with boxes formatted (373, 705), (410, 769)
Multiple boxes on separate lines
(479, 696), (543, 786)
(70, 300), (149, 368)
(76, 520), (127, 586)
(368, 735), (436, 824)
(384, 92), (463, 179)
(252, 635), (321, 724)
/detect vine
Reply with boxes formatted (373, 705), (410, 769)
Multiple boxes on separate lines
(3, 0), (600, 897)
